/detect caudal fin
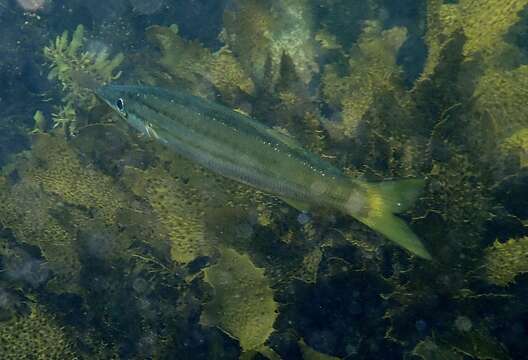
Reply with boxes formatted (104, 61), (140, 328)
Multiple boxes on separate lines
(352, 179), (432, 260)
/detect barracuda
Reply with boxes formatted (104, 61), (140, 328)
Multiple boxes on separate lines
(96, 85), (431, 259)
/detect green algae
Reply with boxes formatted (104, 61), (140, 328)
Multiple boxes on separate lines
(21, 134), (127, 225)
(144, 24), (254, 102)
(0, 1), (527, 359)
(423, 0), (528, 67)
(484, 237), (528, 286)
(31, 110), (47, 134)
(294, 247), (323, 284)
(223, 0), (318, 86)
(43, 25), (124, 135)
(474, 66), (528, 140)
(123, 165), (213, 265)
(201, 247), (278, 354)
(500, 128), (528, 167)
(0, 176), (82, 294)
(0, 305), (79, 360)
(44, 25), (124, 107)
(321, 21), (408, 139)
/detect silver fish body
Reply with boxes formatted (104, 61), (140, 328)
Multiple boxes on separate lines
(98, 85), (354, 210)
(96, 85), (431, 259)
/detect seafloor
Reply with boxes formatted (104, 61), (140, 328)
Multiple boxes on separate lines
(0, 0), (527, 359)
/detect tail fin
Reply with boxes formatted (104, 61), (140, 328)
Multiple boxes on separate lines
(352, 179), (432, 260)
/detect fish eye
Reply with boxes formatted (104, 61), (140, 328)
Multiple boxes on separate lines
(116, 98), (125, 112)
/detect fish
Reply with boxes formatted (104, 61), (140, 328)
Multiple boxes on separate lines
(96, 85), (432, 260)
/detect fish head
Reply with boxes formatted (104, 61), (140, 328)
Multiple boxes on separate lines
(95, 85), (152, 137)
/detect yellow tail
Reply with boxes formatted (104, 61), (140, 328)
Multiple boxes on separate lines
(352, 179), (432, 260)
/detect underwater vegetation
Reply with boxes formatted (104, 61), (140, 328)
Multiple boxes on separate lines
(43, 24), (124, 135)
(484, 236), (528, 286)
(0, 304), (78, 360)
(201, 247), (278, 356)
(144, 24), (255, 102)
(321, 20), (408, 139)
(0, 0), (527, 359)
(222, 0), (318, 86)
